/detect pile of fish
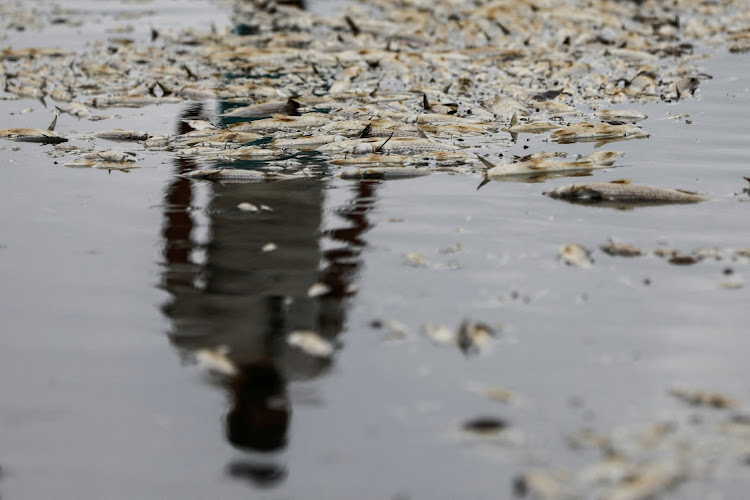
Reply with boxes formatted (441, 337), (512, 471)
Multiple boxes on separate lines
(1, 0), (749, 194)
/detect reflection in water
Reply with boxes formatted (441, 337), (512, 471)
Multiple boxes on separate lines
(159, 103), (377, 487)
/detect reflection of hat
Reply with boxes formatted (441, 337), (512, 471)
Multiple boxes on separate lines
(226, 362), (290, 452)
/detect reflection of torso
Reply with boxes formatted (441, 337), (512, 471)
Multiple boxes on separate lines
(165, 178), (332, 379)
(161, 103), (376, 459)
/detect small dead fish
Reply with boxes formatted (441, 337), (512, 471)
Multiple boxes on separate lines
(558, 243), (594, 268)
(597, 109), (648, 123)
(544, 180), (708, 204)
(307, 282), (331, 298)
(421, 322), (456, 346)
(181, 119), (216, 131)
(551, 122), (648, 143)
(271, 134), (345, 149)
(80, 150), (136, 162)
(221, 98), (300, 117)
(287, 331), (335, 358)
(463, 416), (509, 435)
(457, 320), (496, 355)
(483, 151), (622, 178)
(0, 115), (66, 144)
(600, 240), (645, 257)
(0, 128), (67, 144)
(502, 112), (561, 136)
(337, 166), (433, 180)
(195, 348), (238, 377)
(669, 386), (738, 409)
(182, 168), (297, 182)
(93, 129), (150, 141)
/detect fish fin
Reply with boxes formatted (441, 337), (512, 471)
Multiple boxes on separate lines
(47, 114), (58, 132)
(477, 177), (491, 190)
(510, 112), (518, 126)
(286, 98), (301, 112)
(416, 126), (430, 140)
(610, 179), (632, 184)
(475, 155), (495, 170)
(422, 93), (431, 111)
(357, 122), (372, 138)
(375, 132), (394, 153)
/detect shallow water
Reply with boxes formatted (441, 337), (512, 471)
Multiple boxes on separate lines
(1, 0), (750, 498)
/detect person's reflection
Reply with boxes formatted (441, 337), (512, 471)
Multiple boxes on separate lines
(160, 103), (376, 487)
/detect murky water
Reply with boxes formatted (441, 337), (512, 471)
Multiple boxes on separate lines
(1, 0), (750, 498)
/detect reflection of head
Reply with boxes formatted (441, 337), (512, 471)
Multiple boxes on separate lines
(226, 362), (290, 452)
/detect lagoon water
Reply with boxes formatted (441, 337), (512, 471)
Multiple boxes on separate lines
(1, 0), (749, 498)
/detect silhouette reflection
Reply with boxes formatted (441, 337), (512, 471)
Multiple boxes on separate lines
(160, 103), (377, 486)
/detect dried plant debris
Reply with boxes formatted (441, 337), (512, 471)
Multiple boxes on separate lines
(1, 0), (748, 181)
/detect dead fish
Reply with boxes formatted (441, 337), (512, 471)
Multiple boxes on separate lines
(93, 129), (151, 141)
(80, 150), (136, 162)
(0, 127), (67, 144)
(181, 119), (217, 131)
(544, 180), (708, 204)
(457, 320), (496, 356)
(597, 109), (648, 123)
(55, 101), (93, 119)
(0, 115), (66, 144)
(421, 322), (456, 345)
(462, 416), (509, 435)
(669, 386), (738, 409)
(329, 153), (411, 166)
(551, 122), (649, 143)
(271, 134), (345, 149)
(600, 240), (645, 257)
(483, 151), (622, 178)
(182, 168), (298, 182)
(228, 113), (330, 132)
(501, 112), (561, 137)
(287, 330), (335, 358)
(337, 166), (454, 180)
(558, 243), (594, 268)
(408, 113), (490, 128)
(307, 282), (331, 297)
(221, 98), (300, 117)
(195, 348), (238, 377)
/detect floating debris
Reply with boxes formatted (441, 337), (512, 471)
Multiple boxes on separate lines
(600, 240), (645, 257)
(237, 202), (259, 212)
(668, 386), (739, 409)
(287, 331), (335, 358)
(457, 320), (496, 356)
(462, 416), (509, 435)
(558, 243), (594, 268)
(195, 348), (238, 377)
(421, 323), (456, 346)
(404, 251), (428, 267)
(307, 282), (331, 298)
(261, 242), (277, 252)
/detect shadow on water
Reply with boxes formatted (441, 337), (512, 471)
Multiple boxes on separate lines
(159, 103), (378, 488)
